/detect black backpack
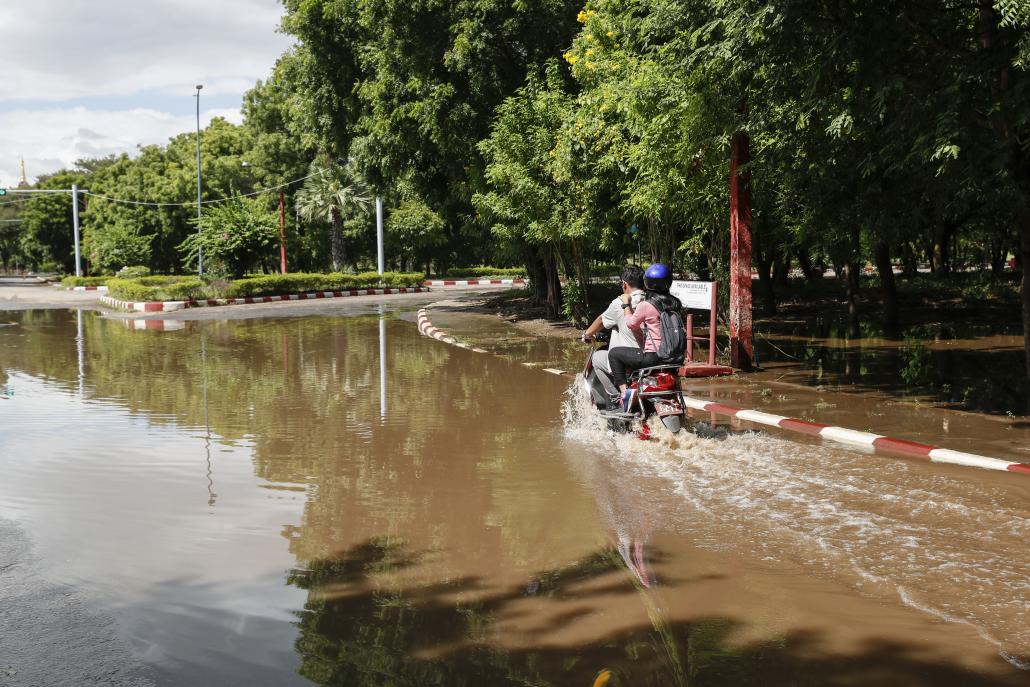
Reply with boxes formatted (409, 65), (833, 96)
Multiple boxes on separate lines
(644, 292), (686, 364)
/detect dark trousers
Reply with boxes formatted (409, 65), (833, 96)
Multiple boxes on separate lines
(608, 348), (661, 387)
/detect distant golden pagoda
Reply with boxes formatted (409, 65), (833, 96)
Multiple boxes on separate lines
(17, 158), (30, 188)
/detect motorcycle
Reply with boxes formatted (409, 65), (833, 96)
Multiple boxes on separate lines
(582, 330), (688, 438)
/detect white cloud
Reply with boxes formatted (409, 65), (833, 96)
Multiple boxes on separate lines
(0, 0), (293, 184)
(0, 107), (242, 186)
(0, 0), (292, 101)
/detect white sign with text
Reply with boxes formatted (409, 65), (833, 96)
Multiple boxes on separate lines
(670, 280), (714, 310)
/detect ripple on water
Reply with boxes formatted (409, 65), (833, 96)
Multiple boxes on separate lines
(561, 381), (1030, 667)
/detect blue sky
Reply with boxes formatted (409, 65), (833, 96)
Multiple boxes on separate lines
(0, 0), (293, 186)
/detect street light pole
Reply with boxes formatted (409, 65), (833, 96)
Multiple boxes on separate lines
(375, 195), (384, 275)
(195, 84), (204, 275)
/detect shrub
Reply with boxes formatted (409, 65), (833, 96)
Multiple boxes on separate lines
(106, 278), (155, 301)
(85, 224), (153, 275)
(178, 195), (279, 278)
(441, 266), (526, 279)
(106, 272), (425, 302)
(134, 275), (193, 286)
(61, 276), (112, 287)
(107, 277), (206, 302)
(116, 265), (151, 279)
(226, 272), (425, 297)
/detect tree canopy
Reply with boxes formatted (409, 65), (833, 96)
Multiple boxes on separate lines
(5, 0), (1030, 375)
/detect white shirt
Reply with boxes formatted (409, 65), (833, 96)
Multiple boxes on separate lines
(601, 289), (645, 349)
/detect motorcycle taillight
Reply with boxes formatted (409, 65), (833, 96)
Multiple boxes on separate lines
(641, 373), (677, 393)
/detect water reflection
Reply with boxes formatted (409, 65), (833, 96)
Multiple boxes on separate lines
(201, 331), (216, 507)
(379, 305), (387, 421)
(1, 310), (1027, 686)
(754, 316), (1027, 415)
(76, 308), (84, 397)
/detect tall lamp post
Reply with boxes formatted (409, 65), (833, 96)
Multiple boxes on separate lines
(194, 84), (204, 275)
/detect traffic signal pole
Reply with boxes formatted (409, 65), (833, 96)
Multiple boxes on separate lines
(1, 187), (88, 277)
(72, 184), (82, 276)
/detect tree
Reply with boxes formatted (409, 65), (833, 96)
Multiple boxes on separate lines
(178, 195), (279, 278)
(279, 0), (581, 272)
(385, 196), (447, 273)
(19, 170), (86, 272)
(83, 222), (152, 274)
(295, 161), (372, 271)
(477, 65), (576, 318)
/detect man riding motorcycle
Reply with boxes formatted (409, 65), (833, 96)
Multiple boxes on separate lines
(580, 265), (647, 408)
(609, 263), (682, 411)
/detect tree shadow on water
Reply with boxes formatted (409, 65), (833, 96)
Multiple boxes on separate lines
(286, 539), (1028, 687)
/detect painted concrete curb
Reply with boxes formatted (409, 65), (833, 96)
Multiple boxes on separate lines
(123, 319), (185, 332)
(415, 307), (1030, 476)
(679, 398), (1030, 475)
(415, 309), (488, 353)
(100, 287), (426, 313)
(423, 279), (525, 287)
(71, 285), (108, 292)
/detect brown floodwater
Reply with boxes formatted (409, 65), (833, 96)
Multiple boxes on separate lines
(1, 307), (1029, 686)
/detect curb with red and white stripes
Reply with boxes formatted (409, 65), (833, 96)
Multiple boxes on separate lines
(123, 319), (185, 332)
(416, 309), (488, 353)
(415, 306), (1030, 476)
(70, 285), (108, 292)
(422, 278), (526, 287)
(680, 398), (1030, 475)
(101, 287), (426, 313)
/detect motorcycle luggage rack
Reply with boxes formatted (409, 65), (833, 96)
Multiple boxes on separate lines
(629, 364), (682, 380)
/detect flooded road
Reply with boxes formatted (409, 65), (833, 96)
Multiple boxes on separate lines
(1, 308), (1028, 686)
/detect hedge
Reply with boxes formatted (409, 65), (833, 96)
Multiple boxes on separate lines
(106, 272), (425, 302)
(61, 276), (112, 288)
(225, 272), (424, 297)
(106, 278), (207, 302)
(441, 267), (526, 279)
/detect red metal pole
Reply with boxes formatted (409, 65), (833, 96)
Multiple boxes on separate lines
(729, 132), (753, 370)
(279, 190), (288, 274)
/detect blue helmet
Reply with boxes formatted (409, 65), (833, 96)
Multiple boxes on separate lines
(644, 263), (672, 292)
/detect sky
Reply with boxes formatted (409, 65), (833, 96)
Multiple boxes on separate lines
(0, 0), (294, 187)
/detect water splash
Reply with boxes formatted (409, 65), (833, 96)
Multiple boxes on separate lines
(561, 377), (1030, 667)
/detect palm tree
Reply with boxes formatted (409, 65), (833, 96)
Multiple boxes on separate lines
(295, 159), (372, 271)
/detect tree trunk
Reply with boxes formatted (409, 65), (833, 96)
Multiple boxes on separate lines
(841, 225), (861, 337)
(525, 248), (546, 305)
(773, 254), (791, 289)
(988, 234), (1005, 275)
(874, 239), (900, 336)
(755, 252), (776, 314)
(832, 258), (844, 281)
(542, 248), (562, 319)
(330, 207), (345, 271)
(796, 248), (817, 282)
(901, 241), (918, 278)
(1020, 193), (1030, 382)
(931, 224), (953, 276)
(843, 258), (861, 338)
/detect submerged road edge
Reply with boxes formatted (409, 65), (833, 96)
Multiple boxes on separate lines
(415, 307), (1030, 477)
